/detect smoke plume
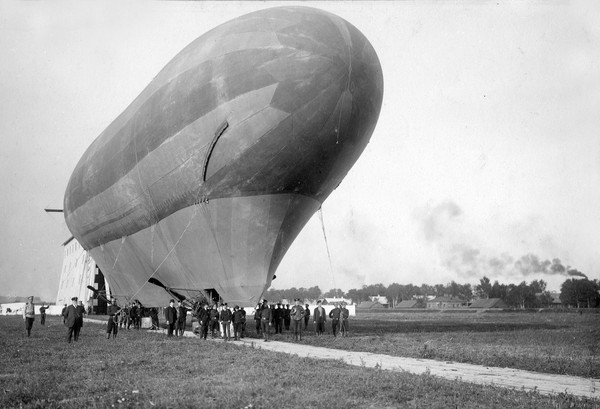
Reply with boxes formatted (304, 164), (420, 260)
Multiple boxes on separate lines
(415, 201), (587, 281)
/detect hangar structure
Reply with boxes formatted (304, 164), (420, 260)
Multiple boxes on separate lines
(56, 236), (111, 314)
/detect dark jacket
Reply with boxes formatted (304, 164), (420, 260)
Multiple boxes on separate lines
(198, 308), (210, 325)
(165, 306), (177, 324)
(329, 307), (341, 320)
(63, 304), (80, 328)
(220, 308), (232, 322)
(232, 310), (244, 324)
(260, 306), (272, 321)
(177, 306), (188, 323)
(313, 306), (327, 323)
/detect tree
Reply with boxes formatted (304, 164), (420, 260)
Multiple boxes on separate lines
(560, 278), (600, 308)
(385, 283), (402, 308)
(323, 288), (345, 298)
(475, 276), (492, 299)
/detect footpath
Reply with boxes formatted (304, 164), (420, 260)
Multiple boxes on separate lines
(84, 317), (599, 399)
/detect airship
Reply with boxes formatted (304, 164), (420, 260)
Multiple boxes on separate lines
(64, 6), (383, 307)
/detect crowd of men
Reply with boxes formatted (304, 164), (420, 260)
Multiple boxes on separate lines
(190, 298), (351, 342)
(22, 295), (351, 343)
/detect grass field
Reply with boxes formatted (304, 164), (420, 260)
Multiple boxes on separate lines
(244, 309), (600, 379)
(1, 312), (599, 408)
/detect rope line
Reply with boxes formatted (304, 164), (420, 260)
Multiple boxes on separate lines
(318, 207), (337, 291)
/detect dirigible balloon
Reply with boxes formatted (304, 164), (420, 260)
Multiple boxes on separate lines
(64, 6), (383, 307)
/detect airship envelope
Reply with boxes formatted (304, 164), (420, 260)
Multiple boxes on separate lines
(64, 6), (384, 307)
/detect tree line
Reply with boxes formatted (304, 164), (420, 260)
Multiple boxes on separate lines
(266, 277), (600, 309)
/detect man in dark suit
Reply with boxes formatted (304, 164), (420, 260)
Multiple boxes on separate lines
(260, 300), (272, 341)
(164, 299), (177, 337)
(74, 300), (86, 341)
(106, 298), (120, 339)
(313, 300), (326, 336)
(63, 297), (81, 343)
(329, 303), (341, 337)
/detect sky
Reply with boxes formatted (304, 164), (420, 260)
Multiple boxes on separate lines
(1, 1), (599, 301)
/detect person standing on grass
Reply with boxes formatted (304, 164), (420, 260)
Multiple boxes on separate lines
(283, 303), (291, 331)
(329, 303), (341, 337)
(340, 302), (350, 337)
(39, 303), (49, 326)
(313, 300), (326, 336)
(75, 300), (86, 341)
(23, 296), (35, 337)
(232, 306), (244, 340)
(61, 304), (67, 324)
(273, 303), (282, 334)
(198, 304), (210, 340)
(209, 304), (220, 338)
(254, 304), (262, 336)
(290, 299), (305, 341)
(303, 303), (310, 330)
(106, 298), (120, 339)
(260, 300), (272, 342)
(176, 301), (188, 337)
(219, 303), (232, 341)
(165, 299), (177, 337)
(63, 297), (81, 343)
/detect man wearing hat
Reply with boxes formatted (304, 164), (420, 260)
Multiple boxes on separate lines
(106, 297), (120, 339)
(164, 299), (177, 337)
(219, 303), (232, 341)
(340, 302), (350, 337)
(328, 303), (341, 337)
(260, 299), (272, 341)
(232, 305), (244, 341)
(22, 296), (35, 337)
(313, 300), (326, 336)
(63, 297), (82, 343)
(290, 299), (305, 341)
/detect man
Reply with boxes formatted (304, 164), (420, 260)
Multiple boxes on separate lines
(39, 303), (49, 326)
(273, 303), (283, 334)
(63, 297), (81, 343)
(22, 296), (35, 337)
(313, 300), (326, 336)
(329, 303), (341, 337)
(260, 299), (272, 341)
(61, 304), (67, 324)
(164, 299), (177, 337)
(75, 300), (86, 341)
(106, 298), (120, 339)
(283, 304), (291, 331)
(290, 299), (305, 341)
(219, 303), (232, 341)
(303, 303), (311, 330)
(253, 304), (262, 335)
(340, 302), (350, 337)
(209, 304), (220, 338)
(198, 304), (210, 340)
(176, 301), (188, 337)
(232, 306), (244, 341)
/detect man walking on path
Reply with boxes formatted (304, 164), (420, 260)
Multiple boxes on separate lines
(23, 296), (35, 337)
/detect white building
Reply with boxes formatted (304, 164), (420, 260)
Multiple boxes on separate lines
(56, 236), (111, 314)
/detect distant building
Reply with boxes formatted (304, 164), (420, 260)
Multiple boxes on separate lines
(426, 296), (467, 309)
(395, 299), (419, 309)
(469, 298), (508, 309)
(356, 300), (385, 310)
(323, 297), (353, 305)
(369, 295), (389, 308)
(56, 236), (111, 314)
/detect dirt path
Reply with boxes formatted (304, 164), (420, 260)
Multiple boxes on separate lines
(84, 318), (599, 399)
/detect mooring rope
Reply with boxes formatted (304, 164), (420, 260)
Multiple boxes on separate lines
(318, 207), (337, 291)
